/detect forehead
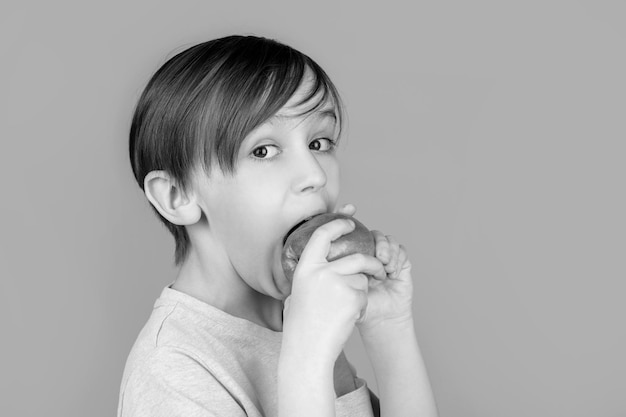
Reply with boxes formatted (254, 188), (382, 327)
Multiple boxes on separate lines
(269, 73), (339, 125)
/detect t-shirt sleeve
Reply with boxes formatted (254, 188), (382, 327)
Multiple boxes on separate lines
(335, 377), (376, 417)
(118, 347), (247, 417)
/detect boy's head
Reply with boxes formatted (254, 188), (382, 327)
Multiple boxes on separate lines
(129, 35), (344, 265)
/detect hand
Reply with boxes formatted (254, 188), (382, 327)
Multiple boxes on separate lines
(332, 204), (415, 331)
(282, 217), (386, 366)
(358, 230), (415, 335)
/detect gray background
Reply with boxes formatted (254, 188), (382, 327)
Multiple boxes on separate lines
(1, 1), (624, 416)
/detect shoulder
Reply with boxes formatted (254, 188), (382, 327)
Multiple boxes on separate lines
(118, 288), (281, 416)
(118, 346), (246, 417)
(118, 290), (264, 417)
(123, 345), (221, 392)
(124, 290), (228, 363)
(120, 299), (241, 393)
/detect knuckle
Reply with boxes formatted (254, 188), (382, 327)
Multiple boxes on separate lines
(351, 253), (367, 262)
(361, 253), (377, 263)
(376, 239), (390, 250)
(313, 226), (331, 240)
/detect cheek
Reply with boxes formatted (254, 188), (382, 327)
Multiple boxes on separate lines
(219, 184), (283, 257)
(322, 157), (341, 199)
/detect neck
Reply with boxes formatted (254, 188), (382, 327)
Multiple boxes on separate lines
(172, 243), (285, 332)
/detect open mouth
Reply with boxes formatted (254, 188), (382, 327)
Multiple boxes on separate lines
(282, 216), (315, 246)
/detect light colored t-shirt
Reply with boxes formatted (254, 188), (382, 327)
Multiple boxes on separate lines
(118, 286), (375, 417)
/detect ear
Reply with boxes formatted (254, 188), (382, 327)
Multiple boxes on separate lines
(143, 171), (202, 226)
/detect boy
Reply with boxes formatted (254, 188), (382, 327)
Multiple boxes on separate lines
(119, 35), (438, 417)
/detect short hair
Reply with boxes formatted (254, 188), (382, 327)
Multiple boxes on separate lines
(129, 35), (345, 265)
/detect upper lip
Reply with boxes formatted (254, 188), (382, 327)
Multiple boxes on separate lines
(283, 208), (328, 245)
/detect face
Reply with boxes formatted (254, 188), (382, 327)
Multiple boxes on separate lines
(191, 75), (341, 300)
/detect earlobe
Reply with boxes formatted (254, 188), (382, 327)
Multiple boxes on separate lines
(143, 171), (201, 226)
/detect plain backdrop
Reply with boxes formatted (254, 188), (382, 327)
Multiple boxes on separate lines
(1, 1), (624, 416)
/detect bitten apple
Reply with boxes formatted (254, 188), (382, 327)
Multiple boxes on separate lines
(281, 213), (376, 281)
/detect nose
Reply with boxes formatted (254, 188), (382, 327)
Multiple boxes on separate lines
(291, 151), (327, 194)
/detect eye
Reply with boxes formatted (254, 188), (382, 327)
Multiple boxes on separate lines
(309, 138), (336, 152)
(251, 145), (280, 159)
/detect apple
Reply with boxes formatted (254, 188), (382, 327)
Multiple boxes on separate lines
(281, 212), (376, 281)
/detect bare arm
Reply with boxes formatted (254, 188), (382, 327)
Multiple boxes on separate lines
(360, 231), (439, 416)
(362, 318), (438, 417)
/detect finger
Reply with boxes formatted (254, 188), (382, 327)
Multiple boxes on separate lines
(329, 253), (386, 280)
(393, 243), (407, 278)
(342, 276), (369, 322)
(384, 235), (401, 276)
(395, 245), (412, 279)
(372, 230), (391, 264)
(325, 273), (368, 322)
(299, 218), (355, 263)
(341, 273), (370, 292)
(335, 203), (357, 217)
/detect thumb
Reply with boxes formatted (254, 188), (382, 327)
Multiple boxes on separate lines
(282, 295), (292, 317)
